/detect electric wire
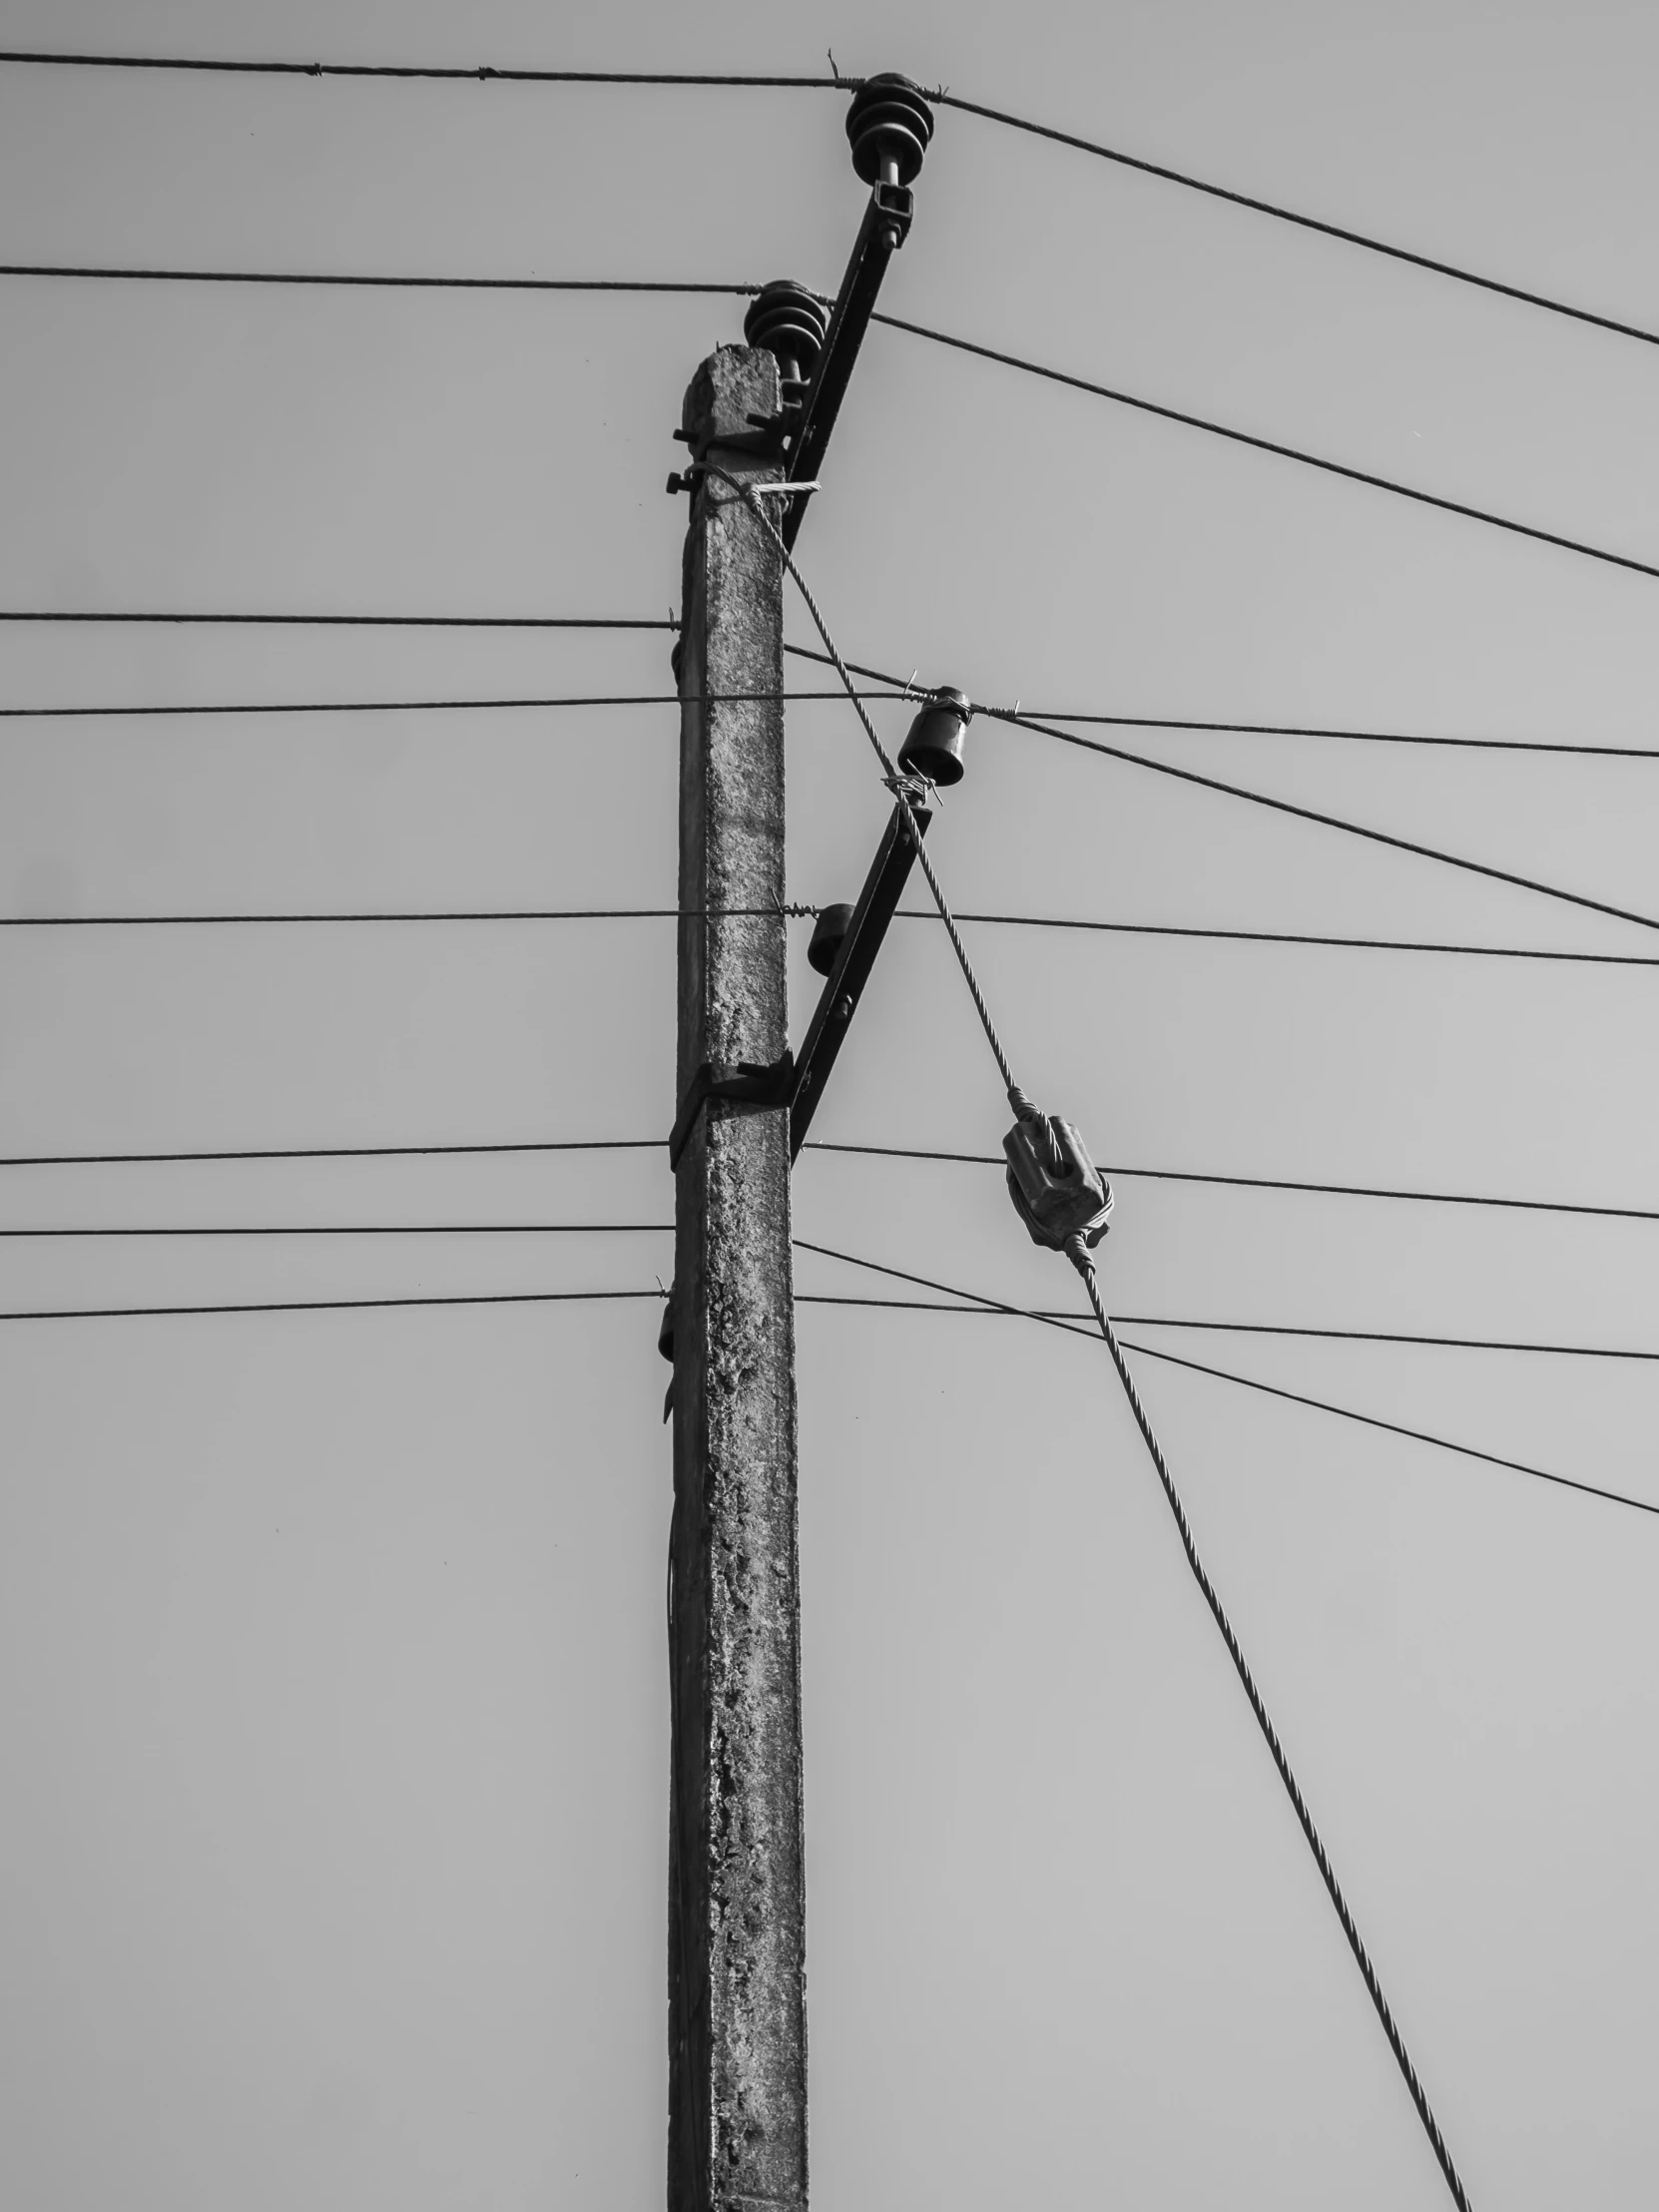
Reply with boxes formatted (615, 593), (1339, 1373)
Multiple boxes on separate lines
(5, 52), (1654, 356)
(767, 502), (1472, 2196)
(797, 1239), (1659, 1503)
(809, 1141), (1659, 1225)
(0, 1222), (670, 1238)
(6, 902), (1657, 968)
(4, 684), (1658, 762)
(0, 689), (902, 720)
(6, 1134), (1650, 1233)
(0, 1288), (660, 1322)
(874, 311), (1659, 589)
(0, 264), (758, 295)
(0, 51), (846, 89)
(789, 643), (1659, 942)
(985, 707), (1659, 938)
(929, 93), (1659, 354)
(0, 611), (677, 629)
(0, 1140), (663, 1167)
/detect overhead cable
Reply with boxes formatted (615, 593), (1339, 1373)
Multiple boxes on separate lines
(1, 1134), (1654, 1232)
(810, 1142), (1659, 1225)
(874, 311), (1659, 590)
(930, 94), (1659, 353)
(795, 1240), (1659, 1525)
(0, 610), (676, 629)
(0, 1221), (670, 1238)
(3, 684), (1656, 760)
(6, 902), (1657, 968)
(0, 1288), (660, 1322)
(0, 263), (758, 295)
(0, 688), (899, 720)
(0, 50), (845, 88)
(6, 52), (1654, 355)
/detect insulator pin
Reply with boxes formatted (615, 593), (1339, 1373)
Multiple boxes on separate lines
(1003, 1112), (1114, 1251)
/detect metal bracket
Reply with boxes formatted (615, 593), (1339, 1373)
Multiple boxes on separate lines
(669, 1050), (796, 1172)
(789, 797), (930, 1159)
(780, 182), (914, 549)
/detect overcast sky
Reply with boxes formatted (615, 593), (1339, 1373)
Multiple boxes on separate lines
(3, 2), (1658, 2206)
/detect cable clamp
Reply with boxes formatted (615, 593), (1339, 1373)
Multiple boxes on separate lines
(668, 1050), (796, 1171)
(1003, 1096), (1114, 1250)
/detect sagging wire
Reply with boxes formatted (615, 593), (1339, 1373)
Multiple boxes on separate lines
(715, 470), (1475, 2207)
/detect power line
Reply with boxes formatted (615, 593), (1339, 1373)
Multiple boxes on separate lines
(0, 1222), (670, 1238)
(986, 708), (1659, 938)
(985, 709), (1659, 763)
(7, 903), (1658, 969)
(0, 1134), (1653, 1232)
(2, 685), (1655, 761)
(0, 50), (847, 89)
(931, 94), (1659, 354)
(0, 689), (899, 721)
(913, 910), (1659, 968)
(810, 1141), (1659, 1225)
(795, 1243), (1659, 1523)
(0, 263), (758, 295)
(0, 611), (676, 629)
(0, 1287), (661, 1323)
(874, 311), (1659, 589)
(0, 1138), (664, 1167)
(6, 51), (1654, 357)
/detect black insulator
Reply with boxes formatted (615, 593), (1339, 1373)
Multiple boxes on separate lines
(844, 73), (934, 186)
(744, 280), (830, 383)
(670, 636), (685, 687)
(897, 687), (970, 787)
(658, 1303), (675, 1363)
(808, 902), (855, 976)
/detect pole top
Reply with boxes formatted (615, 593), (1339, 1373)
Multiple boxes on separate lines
(844, 73), (934, 185)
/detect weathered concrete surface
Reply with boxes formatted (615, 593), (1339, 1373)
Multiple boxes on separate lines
(668, 345), (807, 2212)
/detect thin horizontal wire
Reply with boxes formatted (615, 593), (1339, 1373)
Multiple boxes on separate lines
(0, 51), (848, 88)
(8, 904), (1657, 966)
(0, 611), (677, 629)
(0, 1135), (1651, 1232)
(800, 1292), (1659, 1365)
(986, 709), (1659, 938)
(899, 908), (1659, 967)
(874, 312), (1659, 587)
(0, 263), (758, 294)
(1010, 709), (1659, 762)
(932, 93), (1659, 353)
(0, 907), (820, 928)
(795, 1243), (1659, 1521)
(0, 1222), (670, 1238)
(0, 689), (900, 721)
(0, 1138), (665, 1167)
(1, 686), (1652, 760)
(808, 1141), (1659, 1224)
(0, 1288), (661, 1322)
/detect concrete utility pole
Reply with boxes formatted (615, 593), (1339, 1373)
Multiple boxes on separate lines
(662, 74), (937, 2210)
(666, 343), (806, 2212)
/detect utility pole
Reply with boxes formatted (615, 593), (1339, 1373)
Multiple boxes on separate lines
(662, 74), (936, 2210)
(666, 341), (805, 2212)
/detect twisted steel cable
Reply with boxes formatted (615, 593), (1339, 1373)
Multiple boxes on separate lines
(1064, 1236), (1472, 2209)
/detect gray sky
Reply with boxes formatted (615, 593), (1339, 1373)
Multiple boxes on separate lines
(2, 1), (1658, 2205)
